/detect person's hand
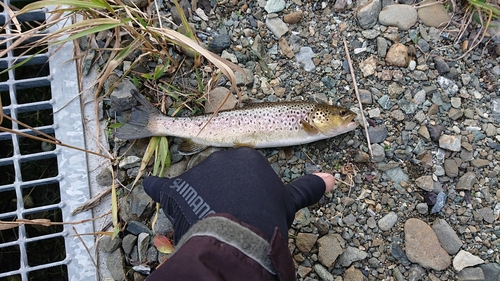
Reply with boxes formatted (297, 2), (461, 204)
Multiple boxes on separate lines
(143, 147), (334, 243)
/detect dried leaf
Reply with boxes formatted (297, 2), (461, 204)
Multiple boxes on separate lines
(0, 222), (18, 230)
(153, 234), (174, 254)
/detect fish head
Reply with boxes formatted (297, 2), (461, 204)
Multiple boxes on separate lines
(310, 104), (358, 136)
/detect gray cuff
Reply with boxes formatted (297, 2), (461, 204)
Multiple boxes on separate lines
(175, 216), (277, 275)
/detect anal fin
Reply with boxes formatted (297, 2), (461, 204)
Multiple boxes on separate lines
(300, 120), (319, 135)
(233, 142), (255, 148)
(178, 139), (208, 155)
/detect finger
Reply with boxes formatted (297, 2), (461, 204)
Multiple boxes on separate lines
(142, 176), (165, 202)
(313, 173), (335, 193)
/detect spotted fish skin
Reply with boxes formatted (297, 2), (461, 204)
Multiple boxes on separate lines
(116, 99), (358, 154)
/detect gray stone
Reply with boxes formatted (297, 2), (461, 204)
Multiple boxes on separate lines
(457, 267), (485, 281)
(126, 220), (152, 236)
(477, 207), (495, 223)
(110, 79), (137, 112)
(122, 234), (137, 255)
(146, 246), (158, 263)
(209, 34), (231, 54)
(265, 0), (285, 13)
(152, 210), (174, 234)
(106, 248), (126, 281)
(371, 143), (386, 162)
(444, 159), (459, 177)
(408, 264), (426, 281)
(131, 184), (152, 218)
(378, 211), (398, 231)
(138, 232), (150, 262)
(338, 246), (368, 267)
(235, 68), (254, 87)
(357, 0), (381, 29)
(100, 236), (122, 253)
(416, 203), (428, 214)
(437, 76), (459, 96)
(398, 99), (418, 114)
(405, 218), (451, 270)
(456, 172), (477, 190)
(385, 167), (409, 189)
(119, 155), (141, 169)
(432, 218), (462, 255)
(390, 243), (411, 265)
(368, 125), (388, 143)
(479, 263), (500, 281)
(453, 250), (484, 271)
(439, 134), (461, 151)
(317, 233), (345, 267)
(378, 4), (418, 30)
(314, 264), (334, 281)
(96, 168), (113, 186)
(294, 207), (311, 226)
(265, 14), (288, 38)
(430, 192), (447, 214)
(377, 37), (388, 57)
(295, 47), (316, 71)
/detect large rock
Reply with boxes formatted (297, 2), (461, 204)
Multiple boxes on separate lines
(338, 246), (368, 267)
(317, 233), (345, 267)
(295, 233), (318, 253)
(431, 218), (462, 255)
(357, 0), (381, 29)
(404, 218), (451, 270)
(453, 250), (484, 271)
(379, 4), (418, 30)
(417, 0), (450, 27)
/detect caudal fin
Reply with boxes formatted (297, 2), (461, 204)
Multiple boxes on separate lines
(114, 90), (159, 140)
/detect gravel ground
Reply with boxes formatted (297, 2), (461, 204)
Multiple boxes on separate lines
(97, 0), (500, 280)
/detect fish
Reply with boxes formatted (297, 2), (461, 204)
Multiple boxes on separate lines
(115, 91), (358, 155)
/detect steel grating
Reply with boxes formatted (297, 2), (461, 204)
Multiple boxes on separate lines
(0, 2), (96, 281)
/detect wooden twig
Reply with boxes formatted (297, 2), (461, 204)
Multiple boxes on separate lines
(342, 38), (373, 158)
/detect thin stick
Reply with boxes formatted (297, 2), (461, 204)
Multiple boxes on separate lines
(342, 37), (373, 158)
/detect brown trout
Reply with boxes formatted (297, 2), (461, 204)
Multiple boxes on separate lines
(116, 93), (358, 155)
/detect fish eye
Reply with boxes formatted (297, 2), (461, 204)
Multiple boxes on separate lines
(339, 109), (346, 116)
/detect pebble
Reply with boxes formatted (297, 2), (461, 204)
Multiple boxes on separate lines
(479, 263), (500, 281)
(367, 125), (388, 143)
(431, 218), (462, 255)
(453, 250), (485, 271)
(204, 87), (237, 113)
(404, 218), (451, 270)
(343, 266), (364, 281)
(357, 0), (381, 29)
(416, 203), (428, 214)
(100, 236), (122, 253)
(264, 0), (285, 13)
(283, 12), (302, 24)
(385, 43), (409, 67)
(371, 144), (386, 162)
(119, 156), (141, 169)
(122, 234), (137, 256)
(456, 267), (485, 281)
(314, 264), (334, 281)
(456, 172), (477, 190)
(390, 243), (411, 265)
(476, 207), (495, 224)
(415, 175), (434, 191)
(137, 232), (150, 262)
(209, 34), (231, 53)
(126, 220), (152, 235)
(437, 76), (459, 96)
(338, 246), (368, 267)
(265, 14), (288, 38)
(417, 0), (450, 27)
(408, 264), (426, 281)
(430, 192), (446, 214)
(378, 4), (418, 30)
(378, 211), (398, 231)
(438, 134), (461, 151)
(106, 248), (126, 281)
(295, 47), (316, 71)
(317, 233), (345, 267)
(295, 233), (318, 252)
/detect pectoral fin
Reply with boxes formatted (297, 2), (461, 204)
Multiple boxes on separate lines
(178, 139), (208, 155)
(300, 120), (319, 135)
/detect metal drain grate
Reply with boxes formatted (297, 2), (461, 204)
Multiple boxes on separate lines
(0, 2), (96, 281)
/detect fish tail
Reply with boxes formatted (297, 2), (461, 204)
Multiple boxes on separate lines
(114, 90), (158, 140)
